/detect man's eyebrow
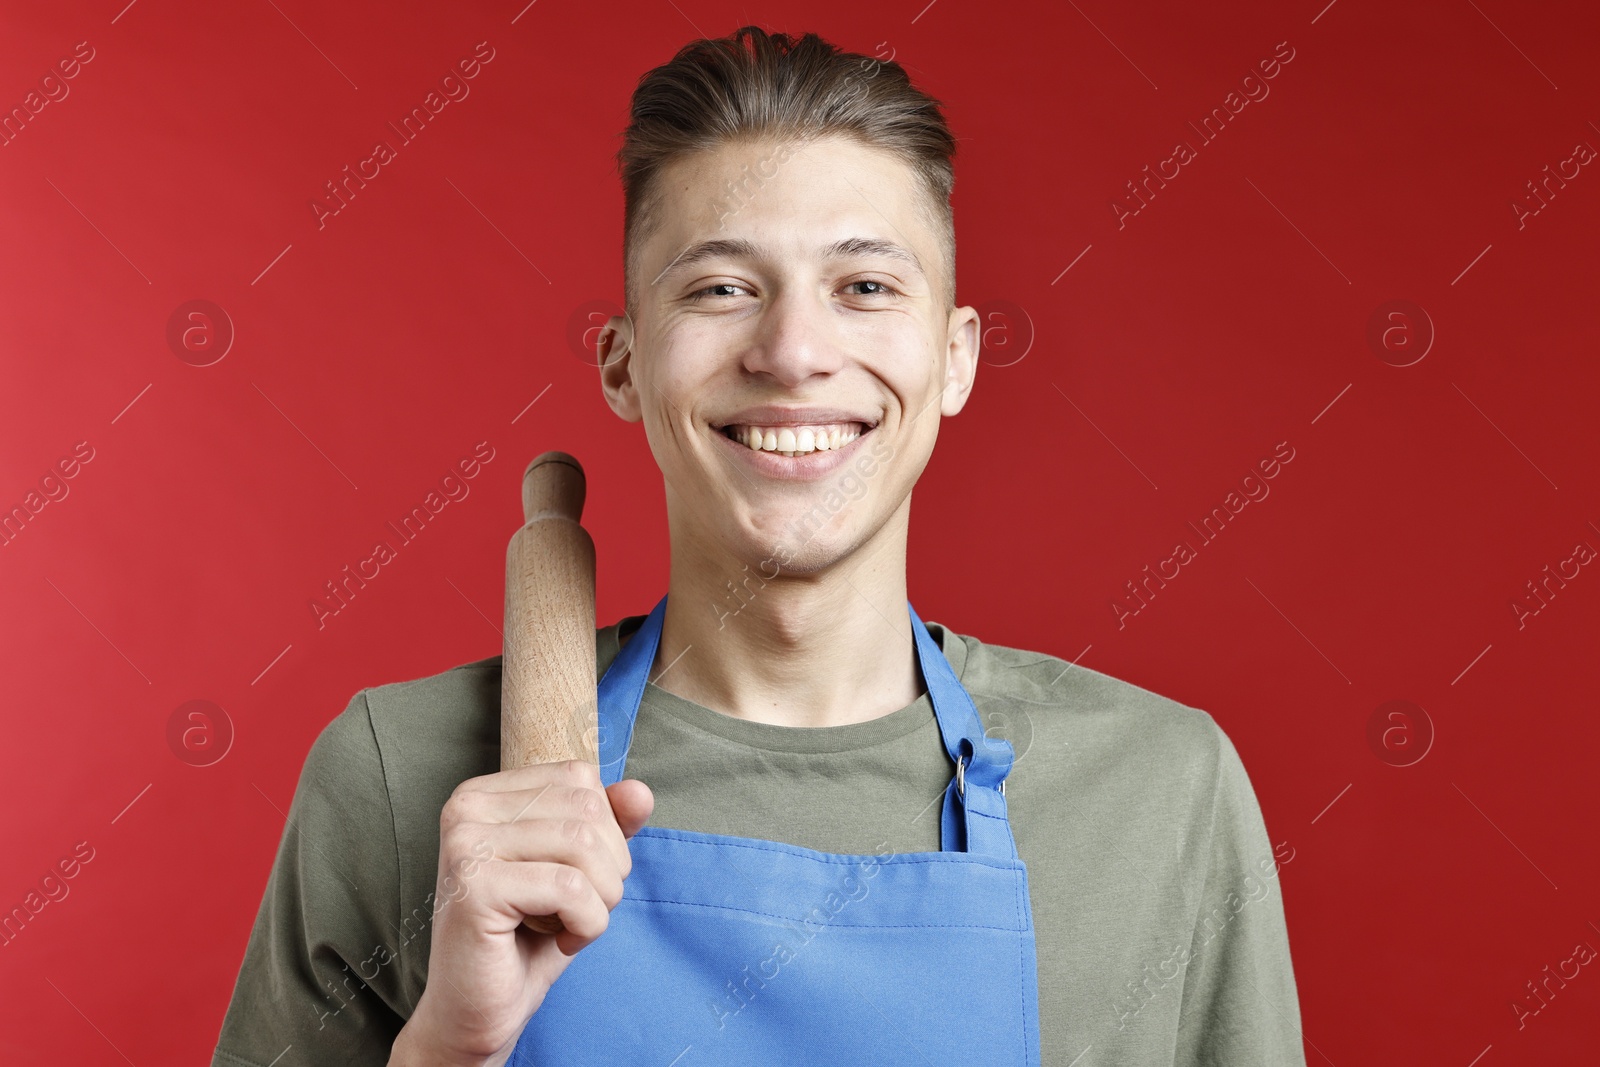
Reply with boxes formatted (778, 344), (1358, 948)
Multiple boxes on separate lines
(655, 238), (761, 284)
(654, 235), (926, 285)
(824, 236), (926, 276)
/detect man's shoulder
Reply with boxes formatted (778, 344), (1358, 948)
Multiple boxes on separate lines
(346, 613), (631, 770)
(935, 623), (1231, 778)
(361, 651), (503, 726)
(327, 615), (638, 790)
(355, 652), (506, 790)
(302, 652), (509, 913)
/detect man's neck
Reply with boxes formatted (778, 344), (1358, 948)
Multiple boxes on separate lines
(647, 515), (923, 729)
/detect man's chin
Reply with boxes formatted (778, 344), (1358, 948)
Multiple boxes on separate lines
(727, 523), (854, 577)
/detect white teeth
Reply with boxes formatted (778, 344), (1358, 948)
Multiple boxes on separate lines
(722, 422), (868, 456)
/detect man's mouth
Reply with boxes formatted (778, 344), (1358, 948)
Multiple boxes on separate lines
(717, 421), (872, 457)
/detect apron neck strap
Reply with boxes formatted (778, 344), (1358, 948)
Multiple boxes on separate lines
(907, 602), (1020, 860)
(595, 597), (666, 786)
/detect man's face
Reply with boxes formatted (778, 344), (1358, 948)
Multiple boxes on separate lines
(598, 134), (979, 574)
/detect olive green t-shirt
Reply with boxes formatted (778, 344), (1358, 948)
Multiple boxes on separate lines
(212, 615), (1307, 1066)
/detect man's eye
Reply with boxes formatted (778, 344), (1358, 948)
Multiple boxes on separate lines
(688, 283), (748, 301)
(845, 280), (897, 297)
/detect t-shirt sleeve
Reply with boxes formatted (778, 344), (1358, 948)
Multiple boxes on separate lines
(211, 690), (412, 1067)
(1173, 723), (1308, 1066)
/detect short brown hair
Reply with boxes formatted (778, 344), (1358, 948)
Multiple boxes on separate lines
(616, 26), (958, 315)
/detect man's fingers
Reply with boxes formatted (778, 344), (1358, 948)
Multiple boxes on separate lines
(448, 819), (627, 908)
(439, 766), (653, 892)
(447, 777), (611, 834)
(606, 779), (655, 839)
(494, 861), (612, 952)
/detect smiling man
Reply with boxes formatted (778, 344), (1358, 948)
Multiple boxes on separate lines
(214, 26), (1306, 1067)
(596, 128), (966, 731)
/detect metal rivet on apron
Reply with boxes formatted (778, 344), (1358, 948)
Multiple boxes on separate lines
(957, 753), (1005, 798)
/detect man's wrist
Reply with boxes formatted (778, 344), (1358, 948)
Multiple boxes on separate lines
(388, 1006), (513, 1067)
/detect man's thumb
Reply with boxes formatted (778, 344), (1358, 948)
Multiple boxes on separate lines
(605, 779), (654, 838)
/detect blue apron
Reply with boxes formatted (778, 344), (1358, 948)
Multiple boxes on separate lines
(508, 595), (1042, 1065)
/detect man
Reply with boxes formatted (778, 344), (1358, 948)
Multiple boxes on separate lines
(214, 25), (1306, 1067)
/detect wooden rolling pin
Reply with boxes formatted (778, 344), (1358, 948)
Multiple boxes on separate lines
(501, 451), (598, 772)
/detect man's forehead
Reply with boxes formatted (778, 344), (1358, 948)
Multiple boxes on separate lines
(662, 137), (926, 220)
(631, 135), (950, 303)
(656, 146), (934, 254)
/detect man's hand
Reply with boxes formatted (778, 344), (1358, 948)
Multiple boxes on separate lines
(388, 760), (654, 1067)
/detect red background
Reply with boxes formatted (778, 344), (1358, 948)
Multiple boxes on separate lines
(3, 0), (1598, 1063)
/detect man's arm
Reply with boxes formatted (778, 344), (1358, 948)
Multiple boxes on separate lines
(212, 691), (412, 1067)
(1174, 725), (1308, 1066)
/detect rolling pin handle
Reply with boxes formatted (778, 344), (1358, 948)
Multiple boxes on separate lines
(522, 451), (586, 525)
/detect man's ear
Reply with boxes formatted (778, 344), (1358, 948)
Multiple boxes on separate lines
(597, 312), (643, 423)
(940, 304), (980, 417)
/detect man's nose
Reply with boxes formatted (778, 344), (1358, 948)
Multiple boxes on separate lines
(739, 288), (845, 385)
